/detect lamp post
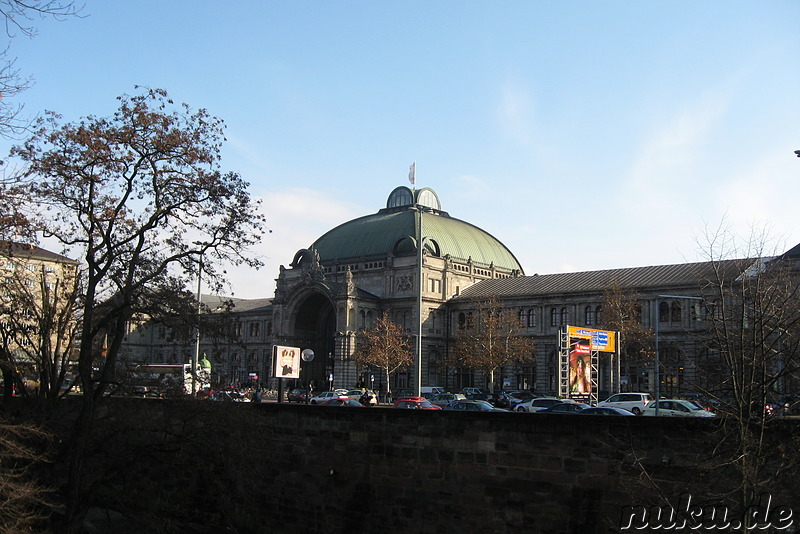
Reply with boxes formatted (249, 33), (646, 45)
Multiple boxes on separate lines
(654, 294), (702, 416)
(415, 206), (430, 397)
(192, 254), (203, 396)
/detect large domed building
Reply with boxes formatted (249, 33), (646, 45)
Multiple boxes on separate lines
(269, 185), (524, 392)
(121, 184), (800, 402)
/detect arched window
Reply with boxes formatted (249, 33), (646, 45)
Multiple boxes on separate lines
(585, 305), (595, 325)
(560, 307), (569, 326)
(671, 302), (681, 322)
(458, 312), (466, 329)
(550, 308), (558, 327)
(527, 309), (537, 328)
(659, 302), (670, 323)
(518, 310), (525, 327)
(359, 310), (366, 329)
(595, 305), (603, 325)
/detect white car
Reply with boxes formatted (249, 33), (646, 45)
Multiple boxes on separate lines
(596, 392), (653, 415)
(515, 397), (565, 413)
(309, 391), (342, 404)
(642, 399), (717, 417)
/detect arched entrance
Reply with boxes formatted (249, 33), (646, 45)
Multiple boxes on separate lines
(290, 292), (336, 392)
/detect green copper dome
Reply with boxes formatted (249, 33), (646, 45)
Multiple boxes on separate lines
(307, 187), (524, 273)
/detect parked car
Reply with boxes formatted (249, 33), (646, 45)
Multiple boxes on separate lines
(536, 402), (591, 414)
(287, 388), (309, 402)
(392, 396), (442, 410)
(578, 406), (636, 416)
(309, 391), (341, 404)
(320, 398), (364, 407)
(596, 392), (653, 415)
(466, 392), (503, 405)
(420, 386), (446, 398)
(428, 393), (466, 408)
(392, 388), (414, 401)
(503, 390), (536, 410)
(642, 399), (716, 418)
(211, 389), (250, 402)
(444, 400), (508, 412)
(515, 397), (565, 413)
(345, 389), (366, 400)
(461, 387), (486, 397)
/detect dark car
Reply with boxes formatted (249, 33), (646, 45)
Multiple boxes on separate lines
(536, 402), (590, 414)
(466, 392), (496, 404)
(444, 400), (508, 412)
(287, 388), (309, 402)
(578, 407), (636, 416)
(320, 398), (364, 407)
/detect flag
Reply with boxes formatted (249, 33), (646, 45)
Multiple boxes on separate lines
(408, 161), (416, 185)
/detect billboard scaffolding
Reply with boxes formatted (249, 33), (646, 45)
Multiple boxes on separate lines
(558, 326), (618, 405)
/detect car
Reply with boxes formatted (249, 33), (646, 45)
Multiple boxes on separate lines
(345, 389), (366, 401)
(319, 398), (364, 407)
(392, 396), (442, 410)
(392, 388), (414, 401)
(309, 391), (341, 404)
(536, 402), (591, 414)
(642, 399), (717, 417)
(578, 407), (636, 416)
(515, 397), (565, 413)
(428, 393), (466, 408)
(461, 387), (486, 397)
(596, 392), (653, 415)
(286, 388), (309, 402)
(504, 390), (536, 410)
(466, 392), (501, 405)
(443, 400), (508, 412)
(420, 386), (446, 398)
(211, 389), (251, 402)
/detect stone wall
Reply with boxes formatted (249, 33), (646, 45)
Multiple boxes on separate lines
(25, 399), (800, 534)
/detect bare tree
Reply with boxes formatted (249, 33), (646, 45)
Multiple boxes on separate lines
(11, 86), (266, 531)
(447, 296), (535, 392)
(696, 222), (800, 519)
(0, 250), (80, 404)
(599, 280), (654, 390)
(353, 310), (413, 400)
(0, 0), (83, 137)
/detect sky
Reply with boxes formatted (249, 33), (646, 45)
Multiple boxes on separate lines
(2, 1), (799, 298)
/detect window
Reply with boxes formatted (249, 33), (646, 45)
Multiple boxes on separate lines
(249, 322), (261, 338)
(560, 307), (569, 326)
(550, 308), (558, 327)
(595, 305), (603, 325)
(430, 279), (441, 293)
(659, 302), (670, 323)
(671, 302), (681, 322)
(518, 310), (525, 327)
(527, 309), (537, 328)
(585, 305), (595, 326)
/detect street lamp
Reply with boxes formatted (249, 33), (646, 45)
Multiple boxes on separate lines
(654, 294), (702, 416)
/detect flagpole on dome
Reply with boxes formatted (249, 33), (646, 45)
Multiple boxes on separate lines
(408, 161), (416, 192)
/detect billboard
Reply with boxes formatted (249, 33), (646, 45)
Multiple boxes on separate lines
(569, 340), (592, 394)
(272, 345), (301, 379)
(566, 326), (616, 353)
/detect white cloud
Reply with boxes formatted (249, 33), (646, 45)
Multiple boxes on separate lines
(221, 188), (363, 298)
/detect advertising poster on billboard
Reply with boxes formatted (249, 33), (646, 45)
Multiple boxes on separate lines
(273, 345), (301, 379)
(569, 340), (592, 394)
(566, 326), (616, 352)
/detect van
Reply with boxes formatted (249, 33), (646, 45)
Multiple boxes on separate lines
(596, 392), (653, 415)
(420, 386), (445, 398)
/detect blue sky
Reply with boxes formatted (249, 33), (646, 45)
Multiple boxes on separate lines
(3, 1), (799, 297)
